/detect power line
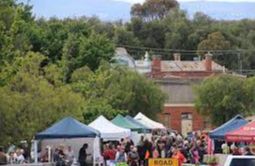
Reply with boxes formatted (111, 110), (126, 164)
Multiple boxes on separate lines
(118, 45), (245, 54)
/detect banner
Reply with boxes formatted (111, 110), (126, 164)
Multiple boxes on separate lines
(149, 158), (178, 166)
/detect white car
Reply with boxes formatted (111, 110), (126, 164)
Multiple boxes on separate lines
(224, 155), (255, 166)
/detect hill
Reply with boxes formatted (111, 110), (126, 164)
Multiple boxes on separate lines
(19, 0), (255, 20)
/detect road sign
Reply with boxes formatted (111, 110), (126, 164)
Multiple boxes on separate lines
(149, 158), (178, 166)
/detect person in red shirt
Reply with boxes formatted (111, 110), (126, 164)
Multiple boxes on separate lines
(103, 144), (117, 166)
(172, 147), (187, 166)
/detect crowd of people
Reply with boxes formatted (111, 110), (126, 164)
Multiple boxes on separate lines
(1, 130), (255, 166)
(221, 142), (254, 156)
(0, 144), (30, 165)
(101, 131), (208, 166)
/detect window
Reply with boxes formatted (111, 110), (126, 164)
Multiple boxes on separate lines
(163, 113), (171, 128)
(230, 159), (255, 166)
(181, 113), (192, 120)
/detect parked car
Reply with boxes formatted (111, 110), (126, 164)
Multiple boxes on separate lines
(224, 155), (255, 166)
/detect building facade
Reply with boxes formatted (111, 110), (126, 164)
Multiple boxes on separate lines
(114, 48), (226, 135)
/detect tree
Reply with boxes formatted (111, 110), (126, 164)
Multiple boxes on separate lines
(197, 31), (234, 68)
(70, 63), (166, 120)
(195, 75), (249, 126)
(244, 77), (255, 112)
(197, 32), (231, 55)
(131, 0), (179, 21)
(113, 27), (140, 46)
(0, 52), (85, 145)
(61, 33), (81, 82)
(0, 0), (34, 65)
(164, 10), (191, 53)
(77, 32), (115, 71)
(82, 99), (127, 124)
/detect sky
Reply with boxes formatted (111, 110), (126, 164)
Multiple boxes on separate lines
(117, 0), (255, 3)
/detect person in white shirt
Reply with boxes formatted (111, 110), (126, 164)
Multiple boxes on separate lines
(16, 149), (25, 164)
(66, 146), (74, 165)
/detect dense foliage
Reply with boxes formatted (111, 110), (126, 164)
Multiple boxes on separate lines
(195, 75), (255, 126)
(0, 0), (255, 144)
(0, 0), (166, 145)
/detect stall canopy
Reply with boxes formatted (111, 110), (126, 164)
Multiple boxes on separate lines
(209, 115), (248, 140)
(112, 115), (141, 131)
(35, 117), (100, 139)
(134, 112), (165, 129)
(225, 120), (255, 142)
(89, 115), (131, 140)
(125, 115), (151, 133)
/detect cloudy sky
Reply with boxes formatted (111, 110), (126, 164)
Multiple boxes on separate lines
(117, 0), (255, 3)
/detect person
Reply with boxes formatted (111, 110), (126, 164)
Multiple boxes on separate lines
(196, 140), (206, 163)
(53, 148), (61, 162)
(66, 146), (74, 166)
(190, 147), (200, 164)
(244, 146), (253, 155)
(41, 148), (49, 162)
(172, 147), (187, 166)
(79, 143), (88, 166)
(137, 136), (144, 147)
(55, 147), (66, 166)
(128, 146), (139, 166)
(16, 149), (25, 164)
(0, 147), (7, 165)
(221, 142), (230, 154)
(103, 144), (116, 166)
(152, 146), (159, 158)
(7, 151), (16, 164)
(115, 146), (127, 164)
(232, 147), (241, 155)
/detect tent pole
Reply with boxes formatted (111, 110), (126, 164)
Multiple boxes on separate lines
(93, 137), (95, 166)
(34, 140), (38, 163)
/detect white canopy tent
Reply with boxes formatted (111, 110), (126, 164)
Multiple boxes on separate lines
(89, 115), (131, 141)
(134, 112), (165, 129)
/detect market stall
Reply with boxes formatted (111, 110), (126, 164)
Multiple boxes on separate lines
(112, 114), (144, 144)
(209, 115), (248, 140)
(34, 117), (101, 165)
(89, 115), (131, 141)
(125, 115), (151, 133)
(134, 112), (165, 129)
(225, 120), (255, 142)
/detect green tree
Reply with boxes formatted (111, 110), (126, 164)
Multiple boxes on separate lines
(195, 75), (249, 126)
(71, 63), (166, 120)
(77, 32), (115, 71)
(131, 0), (179, 21)
(113, 27), (140, 46)
(197, 32), (231, 55)
(0, 52), (84, 145)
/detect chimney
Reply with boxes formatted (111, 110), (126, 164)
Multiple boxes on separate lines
(152, 55), (161, 73)
(173, 53), (181, 61)
(204, 52), (213, 72)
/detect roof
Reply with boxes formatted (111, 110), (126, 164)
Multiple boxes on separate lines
(225, 120), (255, 142)
(35, 117), (99, 139)
(125, 115), (151, 132)
(111, 114), (142, 131)
(113, 47), (136, 68)
(161, 60), (225, 72)
(89, 115), (131, 140)
(209, 115), (248, 140)
(134, 112), (165, 129)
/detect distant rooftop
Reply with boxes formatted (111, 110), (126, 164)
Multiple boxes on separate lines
(113, 47), (226, 75)
(161, 60), (225, 72)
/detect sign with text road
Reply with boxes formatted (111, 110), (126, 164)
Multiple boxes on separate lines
(149, 158), (178, 166)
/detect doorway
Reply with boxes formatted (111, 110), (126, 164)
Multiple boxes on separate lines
(181, 113), (193, 137)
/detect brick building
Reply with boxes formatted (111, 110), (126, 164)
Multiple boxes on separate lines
(150, 53), (226, 135)
(114, 48), (227, 135)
